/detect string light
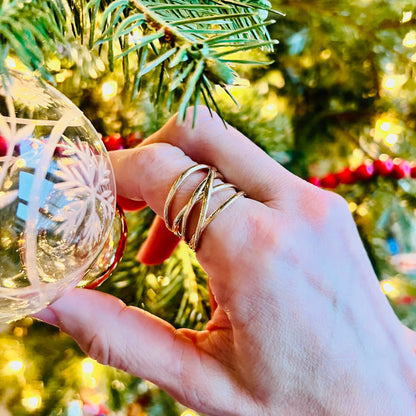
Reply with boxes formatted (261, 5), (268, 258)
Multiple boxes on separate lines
(181, 409), (199, 416)
(320, 49), (331, 60)
(5, 57), (16, 69)
(402, 11), (413, 23)
(381, 281), (397, 295)
(261, 97), (280, 119)
(403, 31), (416, 48)
(8, 360), (23, 373)
(22, 389), (42, 411)
(384, 133), (399, 146)
(101, 80), (118, 100)
(356, 204), (369, 217)
(348, 202), (357, 213)
(374, 117), (402, 144)
(382, 74), (407, 92)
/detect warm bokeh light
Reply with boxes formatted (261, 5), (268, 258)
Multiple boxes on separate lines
(8, 360), (23, 372)
(356, 204), (369, 217)
(181, 410), (199, 416)
(22, 390), (42, 411)
(81, 358), (95, 374)
(381, 281), (396, 295)
(101, 80), (118, 100)
(403, 31), (416, 48)
(5, 57), (16, 69)
(348, 202), (357, 213)
(374, 117), (402, 143)
(385, 133), (399, 146)
(402, 11), (413, 23)
(382, 74), (407, 92)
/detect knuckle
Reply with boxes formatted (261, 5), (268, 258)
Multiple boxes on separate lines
(135, 142), (183, 166)
(322, 191), (351, 220)
(244, 207), (281, 253)
(83, 331), (111, 366)
(298, 184), (351, 225)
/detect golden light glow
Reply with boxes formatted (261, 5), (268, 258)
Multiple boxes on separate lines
(384, 133), (399, 146)
(402, 11), (413, 23)
(374, 117), (403, 143)
(101, 80), (118, 100)
(384, 77), (396, 89)
(356, 204), (368, 217)
(86, 377), (98, 388)
(5, 57), (16, 69)
(267, 70), (285, 88)
(56, 73), (66, 83)
(16, 159), (27, 169)
(348, 202), (357, 213)
(81, 358), (95, 374)
(261, 102), (279, 119)
(3, 278), (14, 288)
(181, 410), (199, 416)
(8, 360), (23, 372)
(46, 57), (61, 72)
(320, 49), (331, 60)
(381, 281), (396, 295)
(22, 390), (42, 411)
(403, 30), (416, 48)
(380, 121), (391, 132)
(382, 74), (407, 92)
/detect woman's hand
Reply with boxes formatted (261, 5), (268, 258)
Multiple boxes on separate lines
(35, 107), (416, 416)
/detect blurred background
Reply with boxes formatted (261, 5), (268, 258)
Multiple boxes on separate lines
(1, 0), (416, 414)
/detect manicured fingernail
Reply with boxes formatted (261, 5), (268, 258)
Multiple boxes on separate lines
(32, 308), (59, 327)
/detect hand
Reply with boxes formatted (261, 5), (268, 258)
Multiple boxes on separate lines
(35, 107), (416, 415)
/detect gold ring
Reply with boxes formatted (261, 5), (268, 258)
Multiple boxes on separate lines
(164, 164), (245, 251)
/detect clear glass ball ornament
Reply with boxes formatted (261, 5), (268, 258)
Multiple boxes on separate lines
(0, 70), (125, 323)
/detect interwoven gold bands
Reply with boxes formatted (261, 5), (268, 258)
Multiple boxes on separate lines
(164, 164), (245, 251)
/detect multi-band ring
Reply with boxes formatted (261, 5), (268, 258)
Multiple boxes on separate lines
(164, 164), (245, 251)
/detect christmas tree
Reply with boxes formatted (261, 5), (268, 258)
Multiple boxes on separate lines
(1, 0), (416, 415)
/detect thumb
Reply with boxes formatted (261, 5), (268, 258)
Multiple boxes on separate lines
(32, 289), (235, 412)
(34, 289), (187, 390)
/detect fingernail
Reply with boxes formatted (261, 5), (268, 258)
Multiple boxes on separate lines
(32, 308), (59, 327)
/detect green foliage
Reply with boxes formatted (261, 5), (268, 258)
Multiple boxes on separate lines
(0, 0), (67, 80)
(1, 0), (278, 123)
(3, 0), (416, 414)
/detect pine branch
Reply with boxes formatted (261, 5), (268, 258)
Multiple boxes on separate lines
(82, 0), (279, 122)
(0, 0), (68, 80)
(0, 0), (279, 123)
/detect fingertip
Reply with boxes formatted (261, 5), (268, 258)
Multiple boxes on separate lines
(137, 216), (181, 265)
(32, 307), (60, 327)
(117, 194), (147, 212)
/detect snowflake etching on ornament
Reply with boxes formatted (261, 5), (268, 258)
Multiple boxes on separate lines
(0, 93), (115, 260)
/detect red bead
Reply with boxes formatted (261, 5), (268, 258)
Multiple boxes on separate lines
(307, 177), (321, 187)
(391, 160), (410, 179)
(354, 163), (375, 181)
(320, 173), (339, 189)
(0, 135), (8, 156)
(396, 295), (414, 305)
(103, 134), (124, 151)
(126, 132), (144, 148)
(373, 158), (394, 176)
(337, 167), (355, 184)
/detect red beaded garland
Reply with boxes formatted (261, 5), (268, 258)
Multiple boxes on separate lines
(102, 133), (124, 151)
(309, 156), (415, 189)
(0, 135), (7, 157)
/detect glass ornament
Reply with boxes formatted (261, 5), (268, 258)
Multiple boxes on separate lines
(0, 70), (126, 323)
